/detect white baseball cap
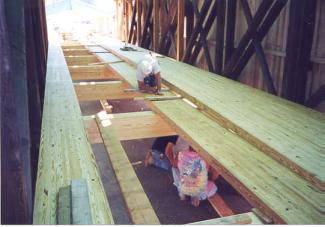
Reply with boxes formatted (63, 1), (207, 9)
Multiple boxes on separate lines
(139, 60), (153, 76)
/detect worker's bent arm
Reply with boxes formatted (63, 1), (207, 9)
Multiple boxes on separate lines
(155, 72), (162, 92)
(137, 80), (156, 93)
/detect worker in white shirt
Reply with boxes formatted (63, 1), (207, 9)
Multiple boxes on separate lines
(137, 53), (162, 95)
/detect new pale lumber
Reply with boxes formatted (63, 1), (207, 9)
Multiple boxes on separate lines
(33, 30), (113, 224)
(96, 111), (160, 224)
(105, 111), (176, 140)
(190, 212), (263, 225)
(74, 81), (140, 101)
(68, 65), (121, 81)
(148, 99), (324, 224)
(94, 38), (325, 190)
(63, 48), (90, 56)
(65, 55), (99, 65)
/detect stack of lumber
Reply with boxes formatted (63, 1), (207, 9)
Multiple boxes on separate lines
(90, 38), (325, 224)
(33, 32), (113, 224)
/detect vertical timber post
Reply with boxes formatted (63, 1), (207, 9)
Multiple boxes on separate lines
(177, 0), (185, 60)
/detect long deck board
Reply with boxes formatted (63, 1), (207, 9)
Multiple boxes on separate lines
(94, 38), (325, 190)
(148, 99), (324, 224)
(190, 212), (262, 225)
(33, 32), (114, 224)
(96, 112), (160, 224)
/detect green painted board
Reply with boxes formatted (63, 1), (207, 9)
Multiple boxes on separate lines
(150, 99), (324, 224)
(57, 186), (71, 224)
(71, 179), (92, 224)
(94, 38), (325, 190)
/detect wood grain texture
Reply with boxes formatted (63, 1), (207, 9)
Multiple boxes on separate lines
(68, 65), (122, 81)
(94, 38), (325, 190)
(57, 186), (71, 224)
(71, 179), (92, 224)
(33, 30), (114, 224)
(190, 212), (262, 225)
(96, 112), (160, 224)
(149, 99), (324, 224)
(63, 49), (90, 56)
(107, 111), (176, 140)
(65, 55), (99, 65)
(74, 81), (140, 101)
(208, 193), (234, 217)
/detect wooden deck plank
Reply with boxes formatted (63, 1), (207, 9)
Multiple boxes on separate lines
(71, 179), (92, 224)
(94, 38), (325, 190)
(63, 49), (90, 56)
(33, 30), (114, 224)
(95, 53), (122, 63)
(57, 186), (71, 224)
(148, 99), (324, 224)
(74, 81), (140, 101)
(190, 212), (262, 225)
(65, 55), (99, 65)
(86, 46), (109, 53)
(68, 65), (122, 81)
(98, 111), (176, 141)
(96, 111), (160, 224)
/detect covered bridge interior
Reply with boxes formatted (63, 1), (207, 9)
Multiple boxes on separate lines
(1, 0), (325, 224)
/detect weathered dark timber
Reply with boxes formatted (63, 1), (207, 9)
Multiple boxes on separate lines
(224, 0), (236, 65)
(305, 85), (325, 108)
(140, 0), (153, 48)
(182, 0), (212, 62)
(231, 0), (288, 80)
(282, 0), (317, 104)
(223, 0), (273, 76)
(189, 0), (217, 72)
(159, 1), (177, 55)
(215, 0), (226, 74)
(128, 3), (137, 44)
(185, 0), (194, 46)
(240, 0), (277, 94)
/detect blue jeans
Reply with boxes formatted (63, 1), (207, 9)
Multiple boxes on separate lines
(144, 74), (156, 87)
(151, 149), (171, 171)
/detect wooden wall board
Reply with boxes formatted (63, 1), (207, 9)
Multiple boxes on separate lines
(33, 30), (114, 224)
(208, 193), (234, 217)
(94, 38), (325, 190)
(65, 55), (99, 65)
(68, 65), (122, 81)
(63, 49), (91, 56)
(96, 112), (160, 224)
(189, 212), (262, 225)
(108, 111), (176, 141)
(74, 81), (141, 101)
(148, 99), (324, 224)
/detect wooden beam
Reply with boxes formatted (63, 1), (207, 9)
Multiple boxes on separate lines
(282, 0), (317, 103)
(96, 112), (160, 224)
(63, 49), (90, 56)
(68, 65), (121, 81)
(33, 30), (114, 224)
(136, 0), (142, 46)
(215, 0), (226, 74)
(152, 0), (159, 52)
(224, 0), (237, 65)
(208, 193), (234, 217)
(65, 55), (99, 65)
(177, 0), (185, 60)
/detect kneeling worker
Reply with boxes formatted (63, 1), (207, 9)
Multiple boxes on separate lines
(137, 54), (162, 95)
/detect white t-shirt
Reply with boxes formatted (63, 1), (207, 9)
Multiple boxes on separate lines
(136, 56), (161, 82)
